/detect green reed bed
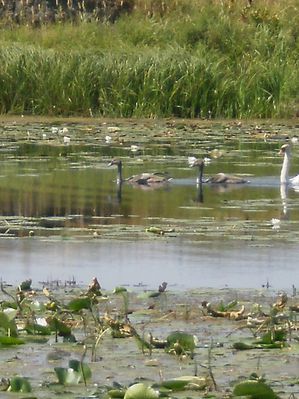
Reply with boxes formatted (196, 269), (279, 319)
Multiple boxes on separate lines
(0, 45), (296, 118)
(0, 0), (298, 118)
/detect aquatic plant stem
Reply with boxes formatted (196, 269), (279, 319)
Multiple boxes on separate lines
(80, 345), (88, 387)
(0, 282), (22, 311)
(91, 327), (110, 362)
(198, 340), (218, 391)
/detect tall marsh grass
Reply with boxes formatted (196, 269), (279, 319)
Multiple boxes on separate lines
(0, 0), (298, 118)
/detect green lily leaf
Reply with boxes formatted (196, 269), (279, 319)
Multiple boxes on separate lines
(256, 329), (287, 344)
(166, 331), (196, 355)
(29, 300), (45, 312)
(25, 322), (51, 335)
(1, 301), (18, 310)
(233, 380), (280, 398)
(18, 279), (32, 291)
(0, 336), (25, 345)
(161, 375), (208, 391)
(67, 296), (93, 312)
(68, 359), (92, 381)
(218, 299), (238, 312)
(145, 226), (164, 235)
(148, 292), (161, 298)
(47, 317), (72, 337)
(108, 388), (126, 398)
(0, 312), (18, 337)
(113, 286), (128, 294)
(8, 377), (31, 392)
(54, 367), (81, 385)
(124, 383), (159, 399)
(3, 308), (18, 321)
(233, 342), (255, 350)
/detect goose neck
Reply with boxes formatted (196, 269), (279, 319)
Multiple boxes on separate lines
(280, 152), (290, 184)
(117, 161), (123, 184)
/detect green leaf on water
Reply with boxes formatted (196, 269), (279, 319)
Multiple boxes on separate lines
(166, 331), (196, 355)
(18, 279), (32, 291)
(3, 308), (18, 321)
(47, 316), (72, 337)
(124, 383), (159, 399)
(161, 375), (208, 391)
(233, 380), (280, 398)
(54, 367), (81, 385)
(113, 286), (128, 294)
(8, 376), (31, 392)
(256, 329), (287, 344)
(0, 336), (25, 345)
(108, 388), (126, 398)
(1, 301), (17, 310)
(67, 296), (92, 311)
(0, 311), (18, 337)
(68, 359), (92, 381)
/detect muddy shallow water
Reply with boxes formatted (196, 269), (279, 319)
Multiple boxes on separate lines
(0, 116), (299, 291)
(0, 117), (299, 399)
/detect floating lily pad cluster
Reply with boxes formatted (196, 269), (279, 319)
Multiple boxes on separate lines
(0, 278), (298, 397)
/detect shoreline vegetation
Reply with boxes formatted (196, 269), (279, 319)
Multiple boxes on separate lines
(0, 0), (298, 119)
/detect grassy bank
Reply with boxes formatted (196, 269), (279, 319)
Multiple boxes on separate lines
(0, 0), (298, 118)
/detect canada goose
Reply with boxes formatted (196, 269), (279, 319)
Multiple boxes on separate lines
(108, 159), (171, 186)
(279, 143), (299, 186)
(188, 157), (248, 184)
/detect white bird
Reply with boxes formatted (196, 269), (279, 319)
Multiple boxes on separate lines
(63, 136), (71, 145)
(105, 135), (112, 144)
(279, 143), (299, 186)
(130, 144), (140, 153)
(271, 218), (281, 230)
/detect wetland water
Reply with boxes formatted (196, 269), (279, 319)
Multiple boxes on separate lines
(0, 117), (298, 291)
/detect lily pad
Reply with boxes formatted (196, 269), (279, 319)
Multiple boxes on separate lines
(0, 311), (18, 337)
(233, 380), (280, 399)
(8, 376), (31, 393)
(0, 336), (25, 345)
(124, 383), (159, 399)
(161, 375), (208, 391)
(67, 296), (93, 311)
(68, 359), (92, 382)
(166, 331), (196, 356)
(54, 367), (81, 385)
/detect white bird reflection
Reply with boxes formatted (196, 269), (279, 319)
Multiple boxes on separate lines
(271, 183), (289, 229)
(280, 183), (288, 218)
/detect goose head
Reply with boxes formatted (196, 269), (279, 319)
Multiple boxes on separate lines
(279, 143), (291, 157)
(108, 159), (122, 167)
(108, 159), (123, 184)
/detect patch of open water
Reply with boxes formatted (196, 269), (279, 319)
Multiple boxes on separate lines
(0, 117), (298, 291)
(0, 239), (298, 292)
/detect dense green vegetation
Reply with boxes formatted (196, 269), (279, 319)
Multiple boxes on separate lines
(0, 0), (298, 118)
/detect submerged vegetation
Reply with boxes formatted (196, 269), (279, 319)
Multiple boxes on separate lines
(0, 0), (298, 118)
(0, 277), (298, 397)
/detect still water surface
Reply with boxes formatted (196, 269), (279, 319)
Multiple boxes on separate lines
(0, 118), (298, 290)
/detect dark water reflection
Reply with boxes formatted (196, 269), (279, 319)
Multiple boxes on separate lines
(0, 119), (298, 289)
